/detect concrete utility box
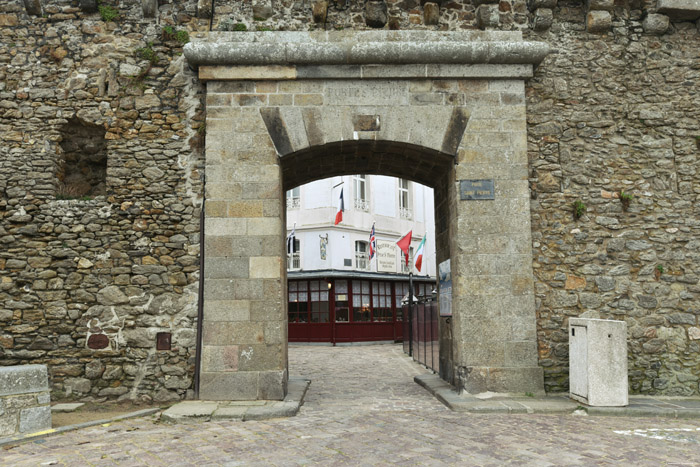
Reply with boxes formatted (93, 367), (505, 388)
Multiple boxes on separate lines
(569, 318), (628, 407)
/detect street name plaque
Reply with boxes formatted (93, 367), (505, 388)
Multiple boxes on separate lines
(459, 179), (495, 200)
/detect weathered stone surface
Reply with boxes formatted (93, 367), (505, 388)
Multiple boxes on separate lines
(587, 10), (612, 32)
(0, 365), (49, 396)
(142, 0), (158, 17)
(365, 1), (388, 28)
(476, 4), (500, 28)
(587, 0), (614, 11)
(253, 0), (274, 20)
(19, 406), (51, 433)
(97, 286), (129, 305)
(424, 2), (440, 25)
(657, 0), (700, 20)
(311, 1), (328, 23)
(533, 8), (553, 31)
(23, 0), (42, 15)
(643, 14), (670, 34)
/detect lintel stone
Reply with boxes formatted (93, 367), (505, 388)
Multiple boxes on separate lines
(184, 31), (549, 69)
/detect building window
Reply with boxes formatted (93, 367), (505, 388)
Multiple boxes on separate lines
(352, 280), (371, 322)
(394, 282), (409, 321)
(399, 179), (412, 219)
(286, 186), (300, 209)
(355, 241), (368, 270)
(401, 247), (414, 274)
(353, 175), (368, 211)
(335, 280), (349, 322)
(288, 239), (300, 270)
(309, 280), (330, 323)
(372, 281), (393, 322)
(288, 281), (309, 323)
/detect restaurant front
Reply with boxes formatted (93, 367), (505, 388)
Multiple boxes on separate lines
(288, 271), (435, 344)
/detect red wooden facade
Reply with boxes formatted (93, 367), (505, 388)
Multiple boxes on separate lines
(288, 276), (433, 344)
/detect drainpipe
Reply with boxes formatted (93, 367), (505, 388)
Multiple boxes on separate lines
(193, 176), (206, 399)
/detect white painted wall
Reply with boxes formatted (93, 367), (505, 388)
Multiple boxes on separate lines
(286, 175), (436, 277)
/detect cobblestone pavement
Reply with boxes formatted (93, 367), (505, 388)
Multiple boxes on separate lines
(4, 344), (700, 466)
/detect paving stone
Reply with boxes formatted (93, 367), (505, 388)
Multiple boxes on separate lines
(2, 345), (700, 465)
(51, 403), (85, 413)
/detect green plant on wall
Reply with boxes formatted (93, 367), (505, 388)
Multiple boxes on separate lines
(162, 26), (190, 45)
(219, 18), (248, 31)
(572, 200), (586, 220)
(98, 2), (119, 22)
(654, 264), (665, 280)
(135, 43), (158, 65)
(619, 190), (633, 211)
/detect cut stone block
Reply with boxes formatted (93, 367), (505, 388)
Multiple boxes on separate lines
(312, 1), (328, 23)
(160, 401), (218, 423)
(0, 365), (49, 396)
(587, 10), (612, 32)
(528, 0), (557, 10)
(51, 403), (85, 413)
(587, 0), (614, 11)
(79, 0), (98, 13)
(197, 0), (213, 18)
(657, 0), (700, 20)
(424, 2), (440, 25)
(643, 13), (670, 33)
(19, 406), (51, 433)
(141, 0), (158, 17)
(253, 0), (274, 20)
(533, 8), (553, 30)
(476, 4), (500, 29)
(365, 0), (388, 28)
(23, 0), (42, 15)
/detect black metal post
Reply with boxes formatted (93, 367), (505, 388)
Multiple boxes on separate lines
(408, 272), (414, 357)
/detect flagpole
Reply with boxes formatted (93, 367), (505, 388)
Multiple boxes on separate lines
(408, 271), (414, 357)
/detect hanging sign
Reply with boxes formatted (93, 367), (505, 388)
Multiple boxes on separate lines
(376, 240), (397, 273)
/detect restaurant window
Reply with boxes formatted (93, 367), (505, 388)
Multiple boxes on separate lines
(309, 280), (330, 323)
(352, 280), (371, 322)
(335, 280), (349, 323)
(288, 281), (309, 323)
(372, 281), (393, 322)
(394, 282), (410, 322)
(355, 241), (368, 270)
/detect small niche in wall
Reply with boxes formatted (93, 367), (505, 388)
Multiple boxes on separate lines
(57, 117), (107, 199)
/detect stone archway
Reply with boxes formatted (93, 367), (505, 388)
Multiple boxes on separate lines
(185, 31), (549, 400)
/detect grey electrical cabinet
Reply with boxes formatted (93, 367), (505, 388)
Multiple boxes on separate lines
(569, 318), (628, 407)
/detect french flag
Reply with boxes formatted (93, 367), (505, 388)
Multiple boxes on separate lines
(334, 188), (344, 225)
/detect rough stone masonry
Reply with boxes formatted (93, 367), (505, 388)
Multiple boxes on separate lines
(1, 0), (699, 401)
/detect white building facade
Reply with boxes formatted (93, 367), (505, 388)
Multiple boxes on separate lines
(286, 175), (436, 344)
(286, 175), (436, 278)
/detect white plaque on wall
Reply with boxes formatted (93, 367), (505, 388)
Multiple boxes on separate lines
(376, 240), (397, 273)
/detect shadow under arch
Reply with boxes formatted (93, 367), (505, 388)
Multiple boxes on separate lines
(280, 140), (455, 192)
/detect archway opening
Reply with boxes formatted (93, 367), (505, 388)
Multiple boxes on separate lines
(280, 141), (454, 378)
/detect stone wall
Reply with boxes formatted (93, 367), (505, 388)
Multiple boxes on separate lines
(1, 0), (207, 402)
(1, 0), (699, 399)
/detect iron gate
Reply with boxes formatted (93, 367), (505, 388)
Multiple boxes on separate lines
(402, 301), (439, 372)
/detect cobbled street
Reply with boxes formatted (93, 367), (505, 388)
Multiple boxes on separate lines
(4, 344), (700, 466)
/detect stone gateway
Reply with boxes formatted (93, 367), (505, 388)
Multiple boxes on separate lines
(1, 0), (700, 402)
